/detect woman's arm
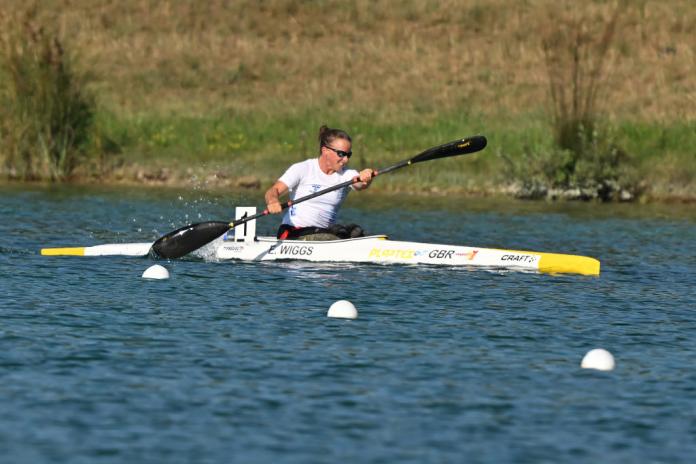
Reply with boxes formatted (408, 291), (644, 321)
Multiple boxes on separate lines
(264, 180), (289, 213)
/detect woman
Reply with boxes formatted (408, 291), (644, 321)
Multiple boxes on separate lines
(264, 125), (374, 240)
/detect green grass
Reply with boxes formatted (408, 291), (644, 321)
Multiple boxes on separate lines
(1, 0), (694, 201)
(99, 106), (694, 198)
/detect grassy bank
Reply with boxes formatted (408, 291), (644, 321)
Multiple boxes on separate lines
(1, 0), (695, 200)
(98, 108), (694, 201)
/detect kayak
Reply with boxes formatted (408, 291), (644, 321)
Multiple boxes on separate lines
(37, 137), (599, 275)
(41, 233), (601, 276)
(39, 137), (599, 276)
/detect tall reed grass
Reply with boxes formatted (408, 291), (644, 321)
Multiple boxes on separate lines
(542, 3), (621, 155)
(501, 2), (639, 200)
(0, 8), (96, 180)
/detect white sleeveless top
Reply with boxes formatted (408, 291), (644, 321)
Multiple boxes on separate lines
(278, 158), (358, 228)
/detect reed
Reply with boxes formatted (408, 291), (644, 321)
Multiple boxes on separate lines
(495, 2), (642, 200)
(0, 8), (96, 180)
(542, 2), (621, 155)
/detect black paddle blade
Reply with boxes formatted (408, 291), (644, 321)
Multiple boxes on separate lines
(411, 135), (487, 164)
(151, 221), (230, 259)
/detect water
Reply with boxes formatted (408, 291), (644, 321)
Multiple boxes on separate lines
(1, 184), (695, 463)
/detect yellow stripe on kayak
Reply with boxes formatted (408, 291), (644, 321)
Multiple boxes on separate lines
(537, 252), (600, 276)
(40, 247), (86, 256)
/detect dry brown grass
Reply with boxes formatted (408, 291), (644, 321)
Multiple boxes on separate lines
(9, 0), (694, 122)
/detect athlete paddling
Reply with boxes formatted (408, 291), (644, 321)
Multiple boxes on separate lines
(264, 125), (374, 240)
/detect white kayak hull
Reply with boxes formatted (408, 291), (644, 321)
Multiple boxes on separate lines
(41, 234), (600, 276)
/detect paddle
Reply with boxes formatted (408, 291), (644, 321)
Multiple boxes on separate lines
(151, 135), (487, 259)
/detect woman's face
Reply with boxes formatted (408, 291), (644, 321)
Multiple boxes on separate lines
(321, 138), (352, 172)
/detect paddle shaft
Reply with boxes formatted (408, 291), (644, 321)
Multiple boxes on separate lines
(229, 159), (415, 229)
(229, 135), (486, 229)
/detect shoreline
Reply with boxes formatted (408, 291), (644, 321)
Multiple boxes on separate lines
(3, 165), (695, 204)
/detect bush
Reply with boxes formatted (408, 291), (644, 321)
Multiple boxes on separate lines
(505, 1), (641, 201)
(0, 8), (96, 181)
(500, 124), (640, 201)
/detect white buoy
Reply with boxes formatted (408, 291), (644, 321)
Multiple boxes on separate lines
(327, 300), (358, 319)
(142, 264), (170, 280)
(581, 348), (615, 371)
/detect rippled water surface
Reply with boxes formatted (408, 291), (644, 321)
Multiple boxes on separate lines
(1, 184), (695, 463)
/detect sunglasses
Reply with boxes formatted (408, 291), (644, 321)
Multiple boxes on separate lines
(324, 145), (352, 159)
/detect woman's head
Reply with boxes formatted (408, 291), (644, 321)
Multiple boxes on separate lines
(318, 125), (352, 171)
(318, 125), (352, 153)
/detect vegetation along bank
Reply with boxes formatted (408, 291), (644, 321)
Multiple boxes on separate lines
(0, 1), (694, 202)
